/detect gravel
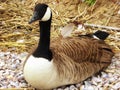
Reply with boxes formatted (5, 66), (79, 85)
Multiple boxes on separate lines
(0, 52), (120, 90)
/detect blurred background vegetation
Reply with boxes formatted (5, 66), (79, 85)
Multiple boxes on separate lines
(0, 0), (120, 53)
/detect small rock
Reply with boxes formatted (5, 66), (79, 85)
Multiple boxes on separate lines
(57, 88), (63, 90)
(112, 82), (120, 89)
(70, 85), (77, 90)
(64, 87), (69, 90)
(76, 83), (81, 87)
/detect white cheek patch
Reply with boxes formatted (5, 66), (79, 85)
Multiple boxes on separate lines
(41, 7), (51, 21)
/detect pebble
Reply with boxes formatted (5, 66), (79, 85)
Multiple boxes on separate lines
(0, 52), (28, 88)
(0, 52), (120, 89)
(112, 82), (120, 89)
(64, 87), (69, 90)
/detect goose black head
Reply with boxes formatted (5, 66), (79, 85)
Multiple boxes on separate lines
(29, 3), (52, 24)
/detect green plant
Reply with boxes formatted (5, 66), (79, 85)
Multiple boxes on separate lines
(85, 0), (96, 6)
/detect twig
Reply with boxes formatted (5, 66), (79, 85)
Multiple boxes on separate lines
(105, 4), (119, 26)
(84, 23), (120, 31)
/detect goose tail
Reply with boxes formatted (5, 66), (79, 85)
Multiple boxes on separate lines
(93, 30), (109, 40)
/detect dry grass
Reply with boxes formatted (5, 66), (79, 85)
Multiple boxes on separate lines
(0, 0), (120, 53)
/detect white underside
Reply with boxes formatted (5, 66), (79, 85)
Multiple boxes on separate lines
(23, 55), (69, 89)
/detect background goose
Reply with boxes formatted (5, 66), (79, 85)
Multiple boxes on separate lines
(23, 3), (114, 90)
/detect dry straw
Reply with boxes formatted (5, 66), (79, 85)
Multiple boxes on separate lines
(0, 0), (120, 52)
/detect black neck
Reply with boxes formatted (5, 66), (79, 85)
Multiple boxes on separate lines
(32, 16), (52, 60)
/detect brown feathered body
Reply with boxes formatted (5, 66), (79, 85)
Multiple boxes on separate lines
(24, 36), (114, 89)
(51, 36), (114, 83)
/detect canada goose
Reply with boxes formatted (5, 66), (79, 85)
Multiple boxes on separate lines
(23, 3), (114, 90)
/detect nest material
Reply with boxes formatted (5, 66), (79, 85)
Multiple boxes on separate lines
(0, 0), (120, 53)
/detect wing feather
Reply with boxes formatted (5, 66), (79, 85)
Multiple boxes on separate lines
(51, 37), (113, 63)
(50, 37), (114, 82)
